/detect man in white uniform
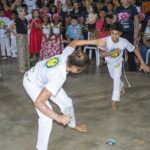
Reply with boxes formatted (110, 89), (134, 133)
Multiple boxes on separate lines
(23, 39), (105, 150)
(100, 23), (150, 111)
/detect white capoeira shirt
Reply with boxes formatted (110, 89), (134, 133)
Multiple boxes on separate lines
(8, 20), (16, 39)
(103, 36), (135, 64)
(27, 46), (74, 96)
(0, 16), (10, 38)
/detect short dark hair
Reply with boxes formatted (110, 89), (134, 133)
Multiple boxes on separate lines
(71, 16), (78, 20)
(110, 23), (123, 32)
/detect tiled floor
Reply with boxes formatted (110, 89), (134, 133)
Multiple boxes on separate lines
(0, 59), (150, 150)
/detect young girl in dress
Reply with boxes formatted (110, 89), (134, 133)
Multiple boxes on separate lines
(50, 13), (64, 55)
(40, 14), (51, 60)
(40, 13), (64, 60)
(29, 9), (42, 61)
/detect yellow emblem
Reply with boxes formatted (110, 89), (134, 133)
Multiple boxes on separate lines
(46, 57), (59, 68)
(0, 21), (5, 27)
(111, 52), (119, 58)
(11, 24), (16, 30)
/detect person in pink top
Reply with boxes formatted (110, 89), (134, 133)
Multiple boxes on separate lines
(96, 8), (108, 39)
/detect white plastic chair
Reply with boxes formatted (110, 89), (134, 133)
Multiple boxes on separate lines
(83, 32), (100, 66)
(146, 49), (150, 65)
(84, 46), (100, 66)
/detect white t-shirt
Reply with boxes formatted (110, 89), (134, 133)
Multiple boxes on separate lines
(27, 46), (74, 96)
(51, 23), (61, 35)
(43, 24), (51, 38)
(103, 36), (135, 64)
(23, 0), (37, 14)
(0, 17), (10, 38)
(8, 20), (16, 39)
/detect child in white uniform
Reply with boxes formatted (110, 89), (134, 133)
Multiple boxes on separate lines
(23, 39), (105, 150)
(8, 11), (17, 58)
(100, 23), (150, 112)
(0, 9), (11, 59)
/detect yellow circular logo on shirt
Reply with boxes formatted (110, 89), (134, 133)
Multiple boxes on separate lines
(0, 21), (5, 27)
(111, 52), (120, 58)
(46, 57), (59, 68)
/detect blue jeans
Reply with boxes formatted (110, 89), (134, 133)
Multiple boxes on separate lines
(140, 44), (149, 63)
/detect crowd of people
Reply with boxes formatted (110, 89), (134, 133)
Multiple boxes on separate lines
(0, 0), (150, 74)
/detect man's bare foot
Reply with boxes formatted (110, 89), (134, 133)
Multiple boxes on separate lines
(121, 85), (125, 96)
(72, 124), (87, 133)
(111, 101), (118, 112)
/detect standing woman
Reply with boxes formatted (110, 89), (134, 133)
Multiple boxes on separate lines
(29, 9), (42, 61)
(16, 6), (30, 73)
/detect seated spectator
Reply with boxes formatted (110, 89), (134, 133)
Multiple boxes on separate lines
(57, 0), (63, 14)
(139, 9), (150, 63)
(61, 0), (73, 14)
(104, 14), (113, 35)
(61, 0), (72, 30)
(100, 0), (112, 9)
(70, 1), (82, 18)
(86, 5), (97, 39)
(48, 1), (57, 15)
(140, 35), (150, 63)
(106, 2), (114, 15)
(79, 16), (88, 39)
(112, 0), (120, 10)
(66, 16), (84, 40)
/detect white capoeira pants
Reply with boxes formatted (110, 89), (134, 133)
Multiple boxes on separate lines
(107, 62), (123, 101)
(23, 73), (76, 150)
(10, 38), (17, 57)
(0, 37), (11, 57)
